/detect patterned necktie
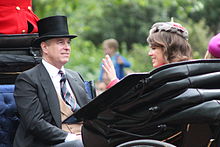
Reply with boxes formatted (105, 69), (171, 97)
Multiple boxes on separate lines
(58, 70), (77, 112)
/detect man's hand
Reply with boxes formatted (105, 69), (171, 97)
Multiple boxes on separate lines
(65, 133), (82, 142)
(117, 56), (124, 65)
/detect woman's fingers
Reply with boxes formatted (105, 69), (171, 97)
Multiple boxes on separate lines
(106, 55), (114, 69)
(102, 58), (110, 73)
(102, 55), (117, 82)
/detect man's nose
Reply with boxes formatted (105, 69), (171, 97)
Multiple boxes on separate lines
(64, 42), (71, 49)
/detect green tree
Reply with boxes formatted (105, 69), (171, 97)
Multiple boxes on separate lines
(189, 0), (220, 34)
(80, 1), (155, 50)
(32, 0), (216, 79)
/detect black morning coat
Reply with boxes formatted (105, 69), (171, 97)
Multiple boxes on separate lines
(13, 62), (90, 147)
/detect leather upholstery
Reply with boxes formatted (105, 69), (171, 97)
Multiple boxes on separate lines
(76, 59), (220, 147)
(0, 34), (41, 84)
(0, 34), (39, 48)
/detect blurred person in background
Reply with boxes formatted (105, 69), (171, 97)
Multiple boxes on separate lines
(98, 38), (131, 81)
(204, 33), (220, 59)
(97, 38), (131, 92)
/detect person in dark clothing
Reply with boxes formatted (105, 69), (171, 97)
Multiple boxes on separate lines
(13, 15), (90, 147)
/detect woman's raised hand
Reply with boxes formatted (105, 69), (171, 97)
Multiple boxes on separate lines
(102, 55), (117, 84)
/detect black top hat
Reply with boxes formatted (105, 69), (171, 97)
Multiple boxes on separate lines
(33, 15), (77, 47)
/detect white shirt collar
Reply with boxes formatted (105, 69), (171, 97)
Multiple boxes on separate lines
(42, 59), (65, 79)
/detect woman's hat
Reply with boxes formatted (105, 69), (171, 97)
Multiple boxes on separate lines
(33, 15), (77, 47)
(149, 22), (188, 40)
(208, 33), (220, 58)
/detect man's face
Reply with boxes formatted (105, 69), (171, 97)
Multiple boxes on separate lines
(41, 38), (71, 69)
(103, 44), (115, 56)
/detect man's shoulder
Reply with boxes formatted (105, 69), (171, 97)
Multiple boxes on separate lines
(65, 69), (84, 81)
(23, 63), (42, 74)
(65, 68), (78, 75)
(17, 63), (43, 79)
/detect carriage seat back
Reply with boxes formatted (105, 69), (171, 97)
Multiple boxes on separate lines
(0, 85), (19, 147)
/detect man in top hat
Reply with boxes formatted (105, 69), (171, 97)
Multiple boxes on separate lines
(13, 15), (90, 147)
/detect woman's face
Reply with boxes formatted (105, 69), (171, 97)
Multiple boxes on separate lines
(148, 46), (167, 68)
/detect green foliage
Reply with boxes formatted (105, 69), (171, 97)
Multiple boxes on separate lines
(189, 0), (220, 34)
(190, 21), (214, 59)
(32, 0), (217, 80)
(65, 39), (103, 81)
(202, 0), (220, 34)
(33, 0), (79, 18)
(80, 1), (157, 49)
(181, 19), (214, 59)
(126, 43), (153, 72)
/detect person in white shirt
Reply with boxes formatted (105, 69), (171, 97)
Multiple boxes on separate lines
(13, 15), (90, 147)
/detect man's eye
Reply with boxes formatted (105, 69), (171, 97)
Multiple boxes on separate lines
(58, 41), (63, 44)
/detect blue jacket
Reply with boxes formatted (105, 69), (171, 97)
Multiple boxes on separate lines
(99, 53), (131, 81)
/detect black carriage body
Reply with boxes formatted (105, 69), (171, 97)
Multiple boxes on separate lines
(0, 34), (41, 84)
(76, 59), (220, 147)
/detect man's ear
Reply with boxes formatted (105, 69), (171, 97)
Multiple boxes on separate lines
(40, 42), (48, 54)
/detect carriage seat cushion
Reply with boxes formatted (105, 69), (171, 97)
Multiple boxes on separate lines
(0, 81), (94, 146)
(0, 85), (19, 147)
